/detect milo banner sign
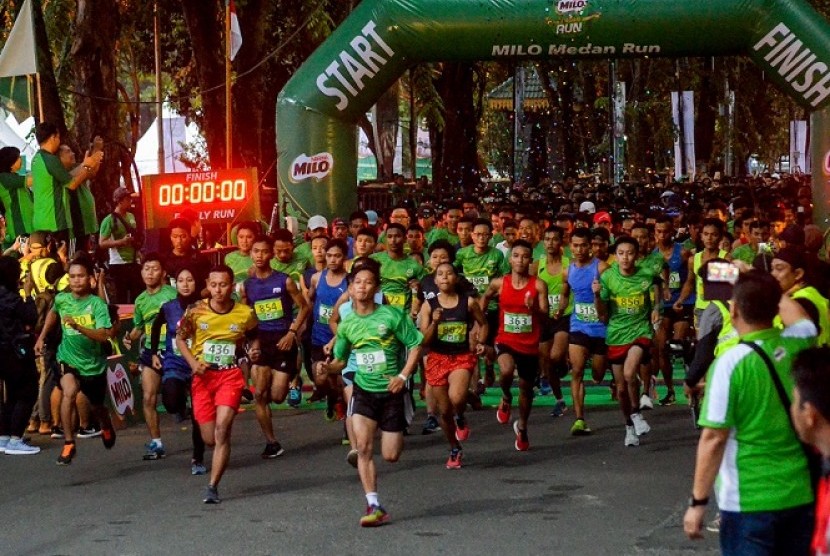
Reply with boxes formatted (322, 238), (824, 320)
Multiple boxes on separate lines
(276, 0), (830, 224)
(107, 357), (135, 416)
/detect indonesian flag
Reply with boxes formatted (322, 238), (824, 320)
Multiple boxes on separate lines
(229, 0), (242, 61)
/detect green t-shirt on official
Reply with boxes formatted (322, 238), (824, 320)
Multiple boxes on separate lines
(75, 182), (98, 236)
(99, 212), (137, 263)
(0, 172), (33, 240)
(731, 244), (756, 266)
(333, 304), (424, 393)
(31, 149), (72, 232)
(371, 251), (425, 310)
(54, 292), (112, 376)
(270, 256), (308, 283)
(699, 321), (816, 512)
(133, 285), (177, 350)
(600, 264), (658, 346)
(225, 250), (253, 283)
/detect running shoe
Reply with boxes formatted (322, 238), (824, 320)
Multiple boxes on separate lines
(360, 505), (389, 527)
(5, 438), (41, 455)
(659, 392), (676, 406)
(550, 399), (567, 418)
(50, 426), (65, 440)
(191, 460), (207, 476)
(240, 387), (255, 403)
(631, 412), (651, 436)
(496, 399), (511, 424)
(287, 385), (302, 408)
(262, 442), (285, 459)
(422, 415), (441, 435)
(26, 419), (39, 434)
(143, 440), (166, 460)
(101, 426), (116, 449)
(325, 404), (336, 422)
(706, 514), (721, 532)
(513, 421), (529, 451)
(0, 435), (8, 453)
(77, 425), (102, 438)
(56, 442), (76, 465)
(639, 394), (654, 410)
(570, 418), (592, 436)
(335, 400), (346, 421)
(203, 485), (221, 504)
(346, 449), (359, 468)
(446, 447), (462, 469)
(538, 378), (553, 396)
(624, 425), (639, 447)
(454, 415), (470, 442)
(38, 423), (52, 435)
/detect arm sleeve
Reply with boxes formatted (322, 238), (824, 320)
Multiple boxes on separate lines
(42, 153), (73, 185)
(150, 310), (165, 352)
(396, 311), (424, 349)
(99, 216), (113, 239)
(95, 298), (113, 329)
(332, 326), (351, 361)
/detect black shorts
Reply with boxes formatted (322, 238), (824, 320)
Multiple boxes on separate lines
(138, 349), (162, 374)
(58, 363), (108, 406)
(569, 331), (608, 356)
(258, 330), (299, 376)
(485, 309), (499, 345)
(494, 344), (539, 382)
(663, 304), (694, 327)
(541, 316), (570, 342)
(349, 385), (412, 432)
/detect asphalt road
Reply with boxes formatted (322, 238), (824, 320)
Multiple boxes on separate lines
(1, 400), (720, 555)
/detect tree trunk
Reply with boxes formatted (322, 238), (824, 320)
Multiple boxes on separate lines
(375, 81), (399, 181)
(434, 62), (480, 196)
(233, 0), (268, 174)
(179, 0), (226, 167)
(31, 0), (66, 135)
(71, 0), (123, 209)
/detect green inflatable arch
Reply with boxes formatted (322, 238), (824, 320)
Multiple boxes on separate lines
(277, 0), (830, 224)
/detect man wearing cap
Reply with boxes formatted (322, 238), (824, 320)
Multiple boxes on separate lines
(771, 246), (830, 347)
(579, 201), (596, 215)
(31, 122), (102, 244)
(331, 217), (353, 258)
(295, 215), (329, 266)
(99, 187), (142, 303)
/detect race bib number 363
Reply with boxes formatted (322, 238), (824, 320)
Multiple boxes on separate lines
(355, 350), (386, 374)
(504, 312), (532, 334)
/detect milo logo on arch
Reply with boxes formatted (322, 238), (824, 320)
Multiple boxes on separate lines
(556, 0), (588, 14)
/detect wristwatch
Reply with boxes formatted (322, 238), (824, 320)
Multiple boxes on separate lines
(688, 495), (709, 507)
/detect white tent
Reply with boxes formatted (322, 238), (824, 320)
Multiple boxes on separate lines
(0, 112), (37, 167)
(134, 104), (201, 177)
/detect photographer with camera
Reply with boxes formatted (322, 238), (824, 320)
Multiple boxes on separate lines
(99, 186), (142, 303)
(0, 256), (40, 455)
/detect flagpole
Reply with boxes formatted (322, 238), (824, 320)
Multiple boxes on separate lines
(35, 72), (43, 122)
(225, 0), (232, 169)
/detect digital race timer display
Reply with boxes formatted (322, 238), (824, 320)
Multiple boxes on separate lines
(142, 168), (260, 230)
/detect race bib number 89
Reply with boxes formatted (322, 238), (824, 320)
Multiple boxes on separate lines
(355, 350), (387, 374)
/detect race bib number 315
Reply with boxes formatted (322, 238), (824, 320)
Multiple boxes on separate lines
(574, 303), (598, 322)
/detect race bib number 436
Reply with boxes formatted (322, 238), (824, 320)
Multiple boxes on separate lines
(203, 340), (235, 367)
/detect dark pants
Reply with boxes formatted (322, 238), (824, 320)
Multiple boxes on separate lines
(108, 263), (142, 304)
(161, 378), (205, 464)
(0, 355), (39, 437)
(720, 503), (814, 556)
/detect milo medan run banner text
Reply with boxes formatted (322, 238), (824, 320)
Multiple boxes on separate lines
(276, 0), (830, 224)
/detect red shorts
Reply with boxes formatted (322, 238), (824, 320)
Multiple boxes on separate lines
(607, 338), (653, 365)
(191, 367), (245, 424)
(425, 352), (477, 387)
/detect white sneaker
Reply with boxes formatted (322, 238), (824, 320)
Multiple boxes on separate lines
(5, 438), (40, 455)
(624, 425), (639, 446)
(639, 394), (654, 410)
(631, 412), (651, 436)
(0, 435), (9, 454)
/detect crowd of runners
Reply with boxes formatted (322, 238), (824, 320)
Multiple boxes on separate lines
(2, 167), (830, 550)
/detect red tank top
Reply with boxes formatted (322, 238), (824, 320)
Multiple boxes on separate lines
(495, 274), (540, 354)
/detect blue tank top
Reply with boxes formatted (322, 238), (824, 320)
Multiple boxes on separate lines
(160, 299), (191, 382)
(657, 243), (694, 306)
(312, 269), (348, 346)
(568, 258), (606, 337)
(244, 271), (293, 333)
